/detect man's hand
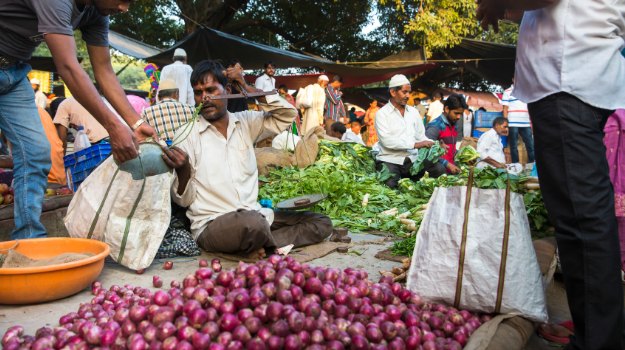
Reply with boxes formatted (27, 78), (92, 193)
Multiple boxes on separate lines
(108, 123), (139, 163)
(161, 146), (189, 170)
(225, 65), (245, 86)
(414, 140), (435, 149)
(134, 122), (158, 142)
(447, 163), (461, 174)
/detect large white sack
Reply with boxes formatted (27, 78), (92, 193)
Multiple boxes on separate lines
(65, 157), (172, 270)
(406, 185), (548, 322)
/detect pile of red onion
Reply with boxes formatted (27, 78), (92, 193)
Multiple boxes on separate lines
(1, 256), (489, 349)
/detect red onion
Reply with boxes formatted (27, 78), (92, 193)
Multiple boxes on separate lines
(152, 307), (175, 326)
(191, 331), (210, 348)
(327, 340), (345, 350)
(153, 275), (163, 288)
(121, 319), (137, 337)
(366, 324), (384, 343)
(266, 335), (283, 350)
(220, 313), (241, 332)
(217, 331), (233, 345)
(163, 261), (173, 270)
(210, 343), (226, 350)
(91, 281), (102, 295)
(266, 302), (284, 321)
(257, 327), (272, 342)
(183, 274), (199, 289)
(277, 289), (293, 305)
(177, 325), (197, 342)
(284, 334), (302, 350)
(271, 319), (290, 337)
(220, 301), (236, 315)
(226, 340), (244, 350)
(237, 308), (254, 322)
(217, 271), (234, 287)
(153, 290), (171, 306)
(211, 258), (222, 272)
(246, 337), (267, 350)
(334, 290), (348, 305)
(195, 268), (213, 280)
(200, 321), (220, 339)
(128, 333), (147, 350)
(232, 325), (252, 343)
(260, 267), (276, 282)
(322, 324), (339, 341)
(304, 277), (322, 294)
(198, 258), (209, 267)
(286, 311), (305, 333)
(388, 337), (406, 350)
(129, 305), (148, 323)
(170, 280), (181, 289)
(292, 272), (305, 286)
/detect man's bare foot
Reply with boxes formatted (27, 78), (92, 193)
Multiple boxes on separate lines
(247, 248), (266, 261)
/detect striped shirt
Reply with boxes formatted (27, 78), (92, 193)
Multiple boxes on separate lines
(141, 98), (195, 140)
(324, 85), (346, 122)
(501, 86), (531, 127)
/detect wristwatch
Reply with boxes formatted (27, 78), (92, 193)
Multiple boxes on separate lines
(130, 119), (144, 131)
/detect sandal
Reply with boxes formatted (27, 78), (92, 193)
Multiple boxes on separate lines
(538, 321), (574, 345)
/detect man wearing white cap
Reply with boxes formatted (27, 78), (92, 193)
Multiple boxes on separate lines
(300, 74), (329, 135)
(374, 74), (446, 188)
(160, 48), (194, 106)
(30, 78), (47, 109)
(141, 79), (194, 140)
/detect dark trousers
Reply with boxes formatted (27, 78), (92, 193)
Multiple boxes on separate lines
(376, 157), (446, 188)
(528, 93), (623, 350)
(508, 126), (535, 163)
(197, 209), (333, 255)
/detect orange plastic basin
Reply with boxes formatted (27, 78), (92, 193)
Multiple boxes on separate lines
(0, 238), (109, 305)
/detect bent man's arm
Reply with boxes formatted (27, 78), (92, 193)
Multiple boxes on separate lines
(45, 34), (138, 163)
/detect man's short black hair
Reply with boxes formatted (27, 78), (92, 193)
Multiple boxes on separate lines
(493, 117), (508, 127)
(444, 94), (468, 110)
(264, 62), (274, 69)
(191, 60), (228, 88)
(331, 122), (346, 135)
(278, 84), (288, 91)
(332, 75), (343, 83)
(433, 91), (444, 100)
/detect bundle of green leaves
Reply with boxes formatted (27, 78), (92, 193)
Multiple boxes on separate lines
(409, 142), (447, 176)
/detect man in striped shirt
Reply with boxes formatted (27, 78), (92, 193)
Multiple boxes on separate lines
(142, 79), (195, 141)
(324, 75), (346, 132)
(501, 80), (535, 165)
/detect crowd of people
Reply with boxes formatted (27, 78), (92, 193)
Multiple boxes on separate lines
(0, 0), (623, 349)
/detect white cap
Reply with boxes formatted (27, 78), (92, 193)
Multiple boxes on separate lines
(173, 48), (187, 57)
(30, 78), (41, 85)
(388, 74), (410, 88)
(318, 75), (329, 82)
(158, 79), (178, 91)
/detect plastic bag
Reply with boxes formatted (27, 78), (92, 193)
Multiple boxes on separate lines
(406, 171), (547, 322)
(64, 157), (172, 270)
(295, 86), (312, 109)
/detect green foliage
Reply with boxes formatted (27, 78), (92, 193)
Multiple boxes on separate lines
(378, 0), (478, 56)
(454, 145), (480, 166)
(110, 0), (185, 48)
(409, 142), (446, 176)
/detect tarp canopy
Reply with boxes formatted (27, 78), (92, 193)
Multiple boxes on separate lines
(109, 28), (435, 88)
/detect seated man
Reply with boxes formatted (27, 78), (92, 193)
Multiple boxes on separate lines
(341, 121), (365, 146)
(53, 97), (109, 153)
(477, 117), (509, 169)
(163, 60), (333, 259)
(141, 79), (195, 141)
(425, 94), (466, 174)
(375, 74), (446, 188)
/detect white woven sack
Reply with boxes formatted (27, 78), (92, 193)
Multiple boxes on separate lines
(65, 157), (172, 270)
(406, 182), (547, 322)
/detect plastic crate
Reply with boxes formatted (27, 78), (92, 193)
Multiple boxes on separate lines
(64, 142), (111, 191)
(473, 111), (503, 129)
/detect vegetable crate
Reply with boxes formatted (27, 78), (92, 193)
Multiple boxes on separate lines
(63, 142), (111, 191)
(473, 110), (503, 129)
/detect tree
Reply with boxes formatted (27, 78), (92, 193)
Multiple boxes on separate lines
(110, 0), (185, 47)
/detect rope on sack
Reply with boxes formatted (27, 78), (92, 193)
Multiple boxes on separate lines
(117, 156), (147, 263)
(495, 174), (512, 313)
(88, 168), (121, 239)
(454, 167), (475, 308)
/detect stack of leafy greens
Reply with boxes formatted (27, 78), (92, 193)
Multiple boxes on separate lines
(258, 140), (551, 257)
(454, 145), (481, 166)
(409, 142), (447, 175)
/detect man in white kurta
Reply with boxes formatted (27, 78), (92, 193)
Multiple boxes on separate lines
(164, 60), (332, 259)
(160, 48), (194, 106)
(301, 75), (328, 136)
(476, 117), (508, 169)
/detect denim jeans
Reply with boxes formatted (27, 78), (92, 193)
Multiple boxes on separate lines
(0, 63), (50, 239)
(508, 126), (535, 163)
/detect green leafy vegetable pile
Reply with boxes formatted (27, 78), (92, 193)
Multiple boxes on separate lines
(409, 142), (447, 176)
(258, 140), (551, 258)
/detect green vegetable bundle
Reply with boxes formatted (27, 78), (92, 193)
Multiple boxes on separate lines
(409, 142), (446, 176)
(455, 145), (480, 166)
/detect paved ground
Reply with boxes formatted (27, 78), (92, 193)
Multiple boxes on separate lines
(0, 232), (574, 349)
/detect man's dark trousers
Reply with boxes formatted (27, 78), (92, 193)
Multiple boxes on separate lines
(528, 92), (623, 350)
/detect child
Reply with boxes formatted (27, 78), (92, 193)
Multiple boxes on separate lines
(342, 121), (365, 146)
